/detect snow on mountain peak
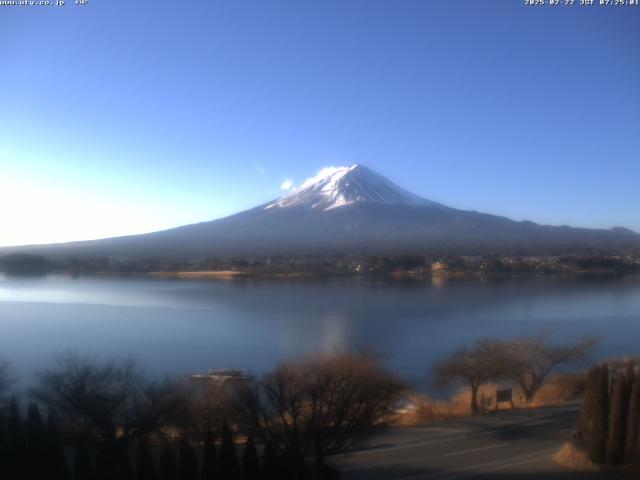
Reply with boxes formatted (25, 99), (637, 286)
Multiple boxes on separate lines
(265, 164), (439, 211)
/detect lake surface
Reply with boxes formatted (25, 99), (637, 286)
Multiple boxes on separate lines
(1, 274), (639, 390)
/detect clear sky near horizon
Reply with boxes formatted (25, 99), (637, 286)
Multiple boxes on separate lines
(1, 0), (639, 246)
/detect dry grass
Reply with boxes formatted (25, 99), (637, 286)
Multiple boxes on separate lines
(148, 270), (248, 278)
(392, 373), (586, 426)
(392, 384), (502, 425)
(529, 373), (586, 407)
(552, 441), (598, 472)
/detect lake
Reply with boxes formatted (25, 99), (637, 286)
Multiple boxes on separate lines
(1, 274), (639, 390)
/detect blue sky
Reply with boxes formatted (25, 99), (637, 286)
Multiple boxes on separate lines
(1, 0), (639, 246)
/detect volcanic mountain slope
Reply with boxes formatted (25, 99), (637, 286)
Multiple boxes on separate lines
(4, 165), (639, 259)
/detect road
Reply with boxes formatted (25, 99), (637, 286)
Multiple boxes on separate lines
(331, 403), (602, 480)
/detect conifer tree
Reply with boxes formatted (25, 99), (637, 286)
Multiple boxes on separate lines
(241, 436), (259, 480)
(74, 441), (95, 480)
(587, 365), (609, 464)
(260, 442), (279, 480)
(0, 418), (9, 479)
(116, 445), (135, 480)
(159, 444), (178, 480)
(279, 449), (295, 480)
(624, 374), (640, 464)
(579, 367), (598, 440)
(95, 447), (117, 480)
(201, 428), (218, 480)
(26, 403), (46, 446)
(27, 403), (47, 480)
(219, 423), (239, 480)
(607, 372), (628, 465)
(178, 436), (198, 480)
(136, 438), (157, 480)
(46, 411), (71, 480)
(8, 398), (27, 479)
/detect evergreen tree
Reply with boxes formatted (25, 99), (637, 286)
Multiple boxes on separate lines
(279, 450), (295, 480)
(74, 441), (95, 480)
(8, 398), (27, 479)
(587, 366), (609, 464)
(607, 372), (628, 465)
(315, 464), (339, 480)
(624, 374), (640, 464)
(240, 436), (259, 480)
(579, 367), (598, 440)
(219, 423), (239, 480)
(136, 438), (157, 480)
(95, 446), (117, 480)
(201, 428), (218, 480)
(159, 444), (177, 480)
(178, 437), (198, 480)
(26, 403), (47, 480)
(46, 411), (71, 480)
(116, 445), (135, 480)
(0, 417), (9, 479)
(260, 443), (279, 480)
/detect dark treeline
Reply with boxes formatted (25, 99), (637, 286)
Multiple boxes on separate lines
(0, 400), (70, 480)
(0, 254), (51, 275)
(0, 401), (296, 480)
(0, 403), (294, 480)
(0, 352), (402, 480)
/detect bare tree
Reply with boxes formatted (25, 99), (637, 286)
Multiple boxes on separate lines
(506, 334), (598, 403)
(235, 351), (404, 476)
(32, 353), (185, 446)
(33, 353), (139, 443)
(172, 379), (236, 439)
(124, 376), (190, 439)
(432, 340), (510, 414)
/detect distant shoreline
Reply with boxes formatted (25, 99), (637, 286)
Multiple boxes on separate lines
(2, 252), (639, 280)
(148, 270), (249, 279)
(2, 265), (640, 282)
(146, 270), (313, 279)
(138, 269), (638, 281)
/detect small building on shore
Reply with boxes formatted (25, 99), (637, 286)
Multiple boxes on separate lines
(190, 368), (253, 386)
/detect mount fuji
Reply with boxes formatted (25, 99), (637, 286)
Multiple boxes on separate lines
(4, 165), (639, 259)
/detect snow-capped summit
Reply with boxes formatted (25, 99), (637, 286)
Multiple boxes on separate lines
(266, 164), (440, 211)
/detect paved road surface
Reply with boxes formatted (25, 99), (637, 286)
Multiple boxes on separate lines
(331, 404), (602, 480)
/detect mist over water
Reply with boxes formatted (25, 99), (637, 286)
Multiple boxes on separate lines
(1, 274), (639, 391)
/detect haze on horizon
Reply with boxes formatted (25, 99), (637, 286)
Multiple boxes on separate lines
(1, 1), (639, 247)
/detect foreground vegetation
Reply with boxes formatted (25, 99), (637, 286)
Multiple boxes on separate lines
(0, 352), (402, 480)
(0, 334), (629, 479)
(578, 360), (640, 466)
(551, 359), (640, 478)
(432, 334), (597, 413)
